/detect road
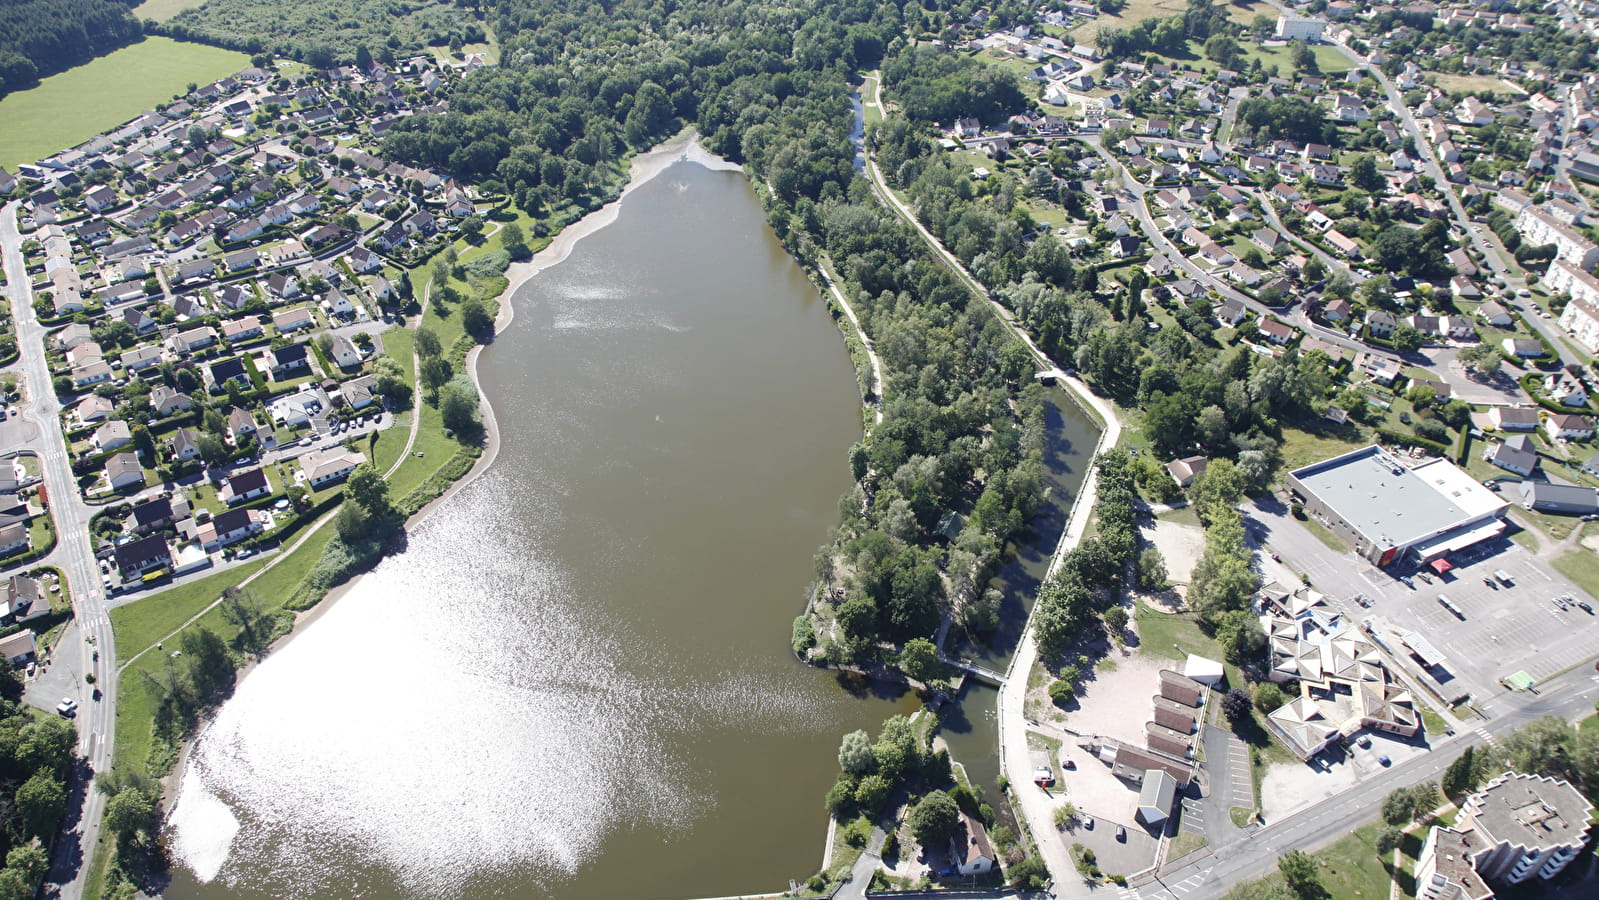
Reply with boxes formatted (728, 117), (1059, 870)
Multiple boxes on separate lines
(1137, 662), (1599, 900)
(2, 201), (114, 900)
(1266, 0), (1587, 365)
(1078, 137), (1397, 365)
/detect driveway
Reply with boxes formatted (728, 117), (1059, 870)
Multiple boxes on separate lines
(1416, 347), (1523, 404)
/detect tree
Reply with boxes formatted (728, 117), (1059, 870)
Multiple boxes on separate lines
(1216, 609), (1267, 664)
(415, 326), (442, 358)
(459, 215), (484, 241)
(854, 774), (892, 814)
(1442, 746), (1477, 798)
(899, 638), (941, 684)
(1054, 803), (1078, 829)
(1375, 826), (1403, 855)
(1303, 256), (1326, 283)
(1459, 343), (1501, 376)
(1381, 786), (1415, 825)
(1253, 681), (1285, 713)
(197, 434), (231, 468)
(1132, 549), (1170, 591)
(440, 377), (481, 436)
(1103, 606), (1129, 636)
(1349, 154), (1384, 192)
(1222, 687), (1253, 723)
(1277, 850), (1321, 896)
(460, 297), (494, 341)
(839, 730), (875, 775)
(1390, 324), (1426, 352)
(345, 463), (391, 519)
(909, 791), (961, 847)
(104, 788), (156, 843)
(14, 772), (64, 839)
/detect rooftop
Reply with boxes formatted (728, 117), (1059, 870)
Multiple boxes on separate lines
(1467, 773), (1593, 851)
(1290, 446), (1506, 548)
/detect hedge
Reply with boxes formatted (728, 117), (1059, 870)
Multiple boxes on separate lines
(1518, 373), (1592, 415)
(1376, 428), (1449, 455)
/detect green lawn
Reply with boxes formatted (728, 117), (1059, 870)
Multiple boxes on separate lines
(1134, 600), (1223, 662)
(1225, 820), (1397, 900)
(1551, 549), (1599, 602)
(110, 563), (265, 664)
(0, 37), (250, 169)
(1279, 426), (1365, 477)
(130, 0), (206, 20)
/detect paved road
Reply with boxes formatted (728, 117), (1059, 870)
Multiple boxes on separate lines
(2, 201), (115, 900)
(1078, 137), (1396, 365)
(1133, 662), (1599, 900)
(1279, 2), (1587, 366)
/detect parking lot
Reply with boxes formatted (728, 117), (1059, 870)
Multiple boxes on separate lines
(1250, 496), (1599, 707)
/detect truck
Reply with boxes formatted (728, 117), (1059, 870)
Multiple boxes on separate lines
(1438, 594), (1466, 620)
(1493, 569), (1513, 586)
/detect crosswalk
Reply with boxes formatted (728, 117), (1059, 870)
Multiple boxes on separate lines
(1120, 866), (1214, 900)
(1475, 727), (1500, 749)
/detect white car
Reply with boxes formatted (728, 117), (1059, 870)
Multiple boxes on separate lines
(55, 698), (77, 717)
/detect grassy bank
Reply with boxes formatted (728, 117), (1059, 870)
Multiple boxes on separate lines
(0, 37), (249, 169)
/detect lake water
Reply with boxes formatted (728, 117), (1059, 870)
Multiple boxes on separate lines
(163, 160), (917, 900)
(162, 155), (1100, 900)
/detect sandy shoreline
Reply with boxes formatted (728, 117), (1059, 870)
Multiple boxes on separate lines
(164, 132), (743, 806)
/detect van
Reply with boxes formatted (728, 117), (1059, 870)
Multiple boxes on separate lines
(1493, 569), (1513, 586)
(1438, 595), (1465, 619)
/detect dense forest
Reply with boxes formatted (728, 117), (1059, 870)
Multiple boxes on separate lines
(0, 666), (76, 897)
(0, 0), (142, 98)
(155, 0), (486, 66)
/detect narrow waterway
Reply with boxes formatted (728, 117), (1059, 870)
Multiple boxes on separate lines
(162, 160), (918, 900)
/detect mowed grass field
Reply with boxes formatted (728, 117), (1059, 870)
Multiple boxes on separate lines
(0, 37), (248, 169)
(1067, 0), (1271, 42)
(131, 0), (207, 20)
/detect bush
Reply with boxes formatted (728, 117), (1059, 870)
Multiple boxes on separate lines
(791, 615), (816, 655)
(841, 816), (872, 848)
(1376, 826), (1403, 856)
(1053, 803), (1078, 829)
(1048, 680), (1075, 706)
(1222, 688), (1253, 722)
(1381, 786), (1415, 826)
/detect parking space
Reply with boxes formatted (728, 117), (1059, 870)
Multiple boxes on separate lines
(1260, 729), (1432, 821)
(1364, 539), (1599, 702)
(1179, 797), (1204, 834)
(1248, 497), (1599, 707)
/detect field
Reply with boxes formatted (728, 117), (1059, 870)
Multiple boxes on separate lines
(1067, 0), (1271, 42)
(0, 37), (249, 169)
(1426, 72), (1522, 96)
(131, 0), (207, 21)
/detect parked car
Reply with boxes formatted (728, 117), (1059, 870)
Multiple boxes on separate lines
(55, 698), (77, 717)
(1116, 825), (1127, 842)
(1378, 755), (1392, 767)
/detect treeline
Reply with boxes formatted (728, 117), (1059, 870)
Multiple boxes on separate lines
(0, 666), (76, 899)
(0, 0), (142, 98)
(880, 46), (1026, 126)
(157, 0), (483, 65)
(1030, 451), (1140, 659)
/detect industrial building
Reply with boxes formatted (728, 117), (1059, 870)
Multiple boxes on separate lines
(1287, 446), (1508, 565)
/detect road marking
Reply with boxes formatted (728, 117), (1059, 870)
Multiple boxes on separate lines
(1476, 727), (1500, 749)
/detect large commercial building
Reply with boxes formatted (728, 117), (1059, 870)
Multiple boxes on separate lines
(1275, 15), (1327, 41)
(1287, 446), (1509, 565)
(1416, 773), (1593, 900)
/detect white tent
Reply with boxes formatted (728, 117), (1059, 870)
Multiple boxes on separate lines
(1184, 653), (1224, 687)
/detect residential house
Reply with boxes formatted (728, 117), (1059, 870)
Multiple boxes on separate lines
(1365, 310), (1396, 338)
(1544, 413), (1594, 441)
(1166, 456), (1208, 488)
(166, 326), (217, 356)
(1503, 338), (1545, 358)
(167, 427), (202, 462)
(298, 448), (366, 487)
(73, 395), (114, 425)
(220, 468), (272, 506)
(1484, 434), (1538, 476)
(0, 524), (28, 558)
(222, 316), (265, 343)
(128, 496), (174, 533)
(1545, 374), (1589, 408)
(1478, 301), (1513, 328)
(198, 508), (269, 551)
(272, 306), (315, 333)
(150, 386), (193, 417)
(105, 452), (145, 491)
(205, 356), (250, 391)
(1258, 319), (1296, 345)
(93, 420), (132, 453)
(1490, 407), (1539, 432)
(113, 534), (170, 577)
(269, 343), (311, 380)
(226, 407), (260, 445)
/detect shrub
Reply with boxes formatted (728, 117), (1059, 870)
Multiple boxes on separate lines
(841, 816), (871, 848)
(1049, 680), (1075, 705)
